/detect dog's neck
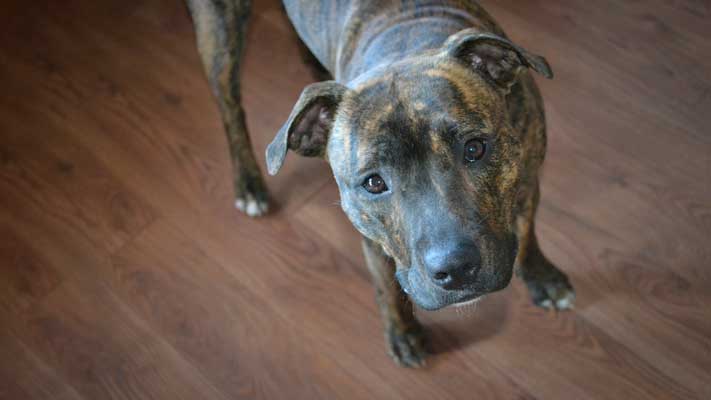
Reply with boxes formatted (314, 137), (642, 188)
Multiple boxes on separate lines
(334, 5), (492, 84)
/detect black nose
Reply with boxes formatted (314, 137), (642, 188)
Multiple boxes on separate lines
(423, 241), (481, 290)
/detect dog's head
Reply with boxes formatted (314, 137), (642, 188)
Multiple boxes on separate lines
(267, 30), (552, 310)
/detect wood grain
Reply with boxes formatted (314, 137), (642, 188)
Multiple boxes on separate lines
(1, 0), (709, 399)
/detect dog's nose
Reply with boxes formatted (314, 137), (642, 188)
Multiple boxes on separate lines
(423, 242), (481, 290)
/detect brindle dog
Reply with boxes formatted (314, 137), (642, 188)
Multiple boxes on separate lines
(185, 0), (575, 367)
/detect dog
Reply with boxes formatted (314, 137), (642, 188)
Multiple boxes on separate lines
(185, 0), (575, 367)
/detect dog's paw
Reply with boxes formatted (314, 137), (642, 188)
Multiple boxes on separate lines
(526, 276), (576, 311)
(234, 193), (269, 217)
(386, 323), (428, 368)
(233, 171), (270, 217)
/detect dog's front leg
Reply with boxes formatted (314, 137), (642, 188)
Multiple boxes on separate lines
(361, 237), (427, 367)
(515, 182), (576, 310)
(186, 0), (269, 216)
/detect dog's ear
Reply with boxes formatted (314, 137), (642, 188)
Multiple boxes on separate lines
(444, 29), (553, 91)
(266, 81), (348, 175)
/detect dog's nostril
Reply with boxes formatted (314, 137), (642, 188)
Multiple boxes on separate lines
(424, 242), (481, 289)
(434, 271), (449, 281)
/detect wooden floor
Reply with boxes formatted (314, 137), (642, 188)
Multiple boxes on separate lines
(1, 0), (710, 399)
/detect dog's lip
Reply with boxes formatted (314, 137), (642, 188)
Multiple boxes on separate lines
(449, 294), (483, 308)
(395, 268), (411, 294)
(396, 267), (484, 309)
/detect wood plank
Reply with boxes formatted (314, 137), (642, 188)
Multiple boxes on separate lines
(110, 219), (393, 400)
(166, 210), (537, 399)
(0, 213), (228, 400)
(0, 329), (84, 400)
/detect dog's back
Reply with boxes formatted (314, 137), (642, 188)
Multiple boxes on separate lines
(283, 0), (504, 81)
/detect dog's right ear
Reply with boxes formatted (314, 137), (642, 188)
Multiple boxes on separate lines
(266, 81), (348, 175)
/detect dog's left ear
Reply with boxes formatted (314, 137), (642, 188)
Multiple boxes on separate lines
(266, 81), (348, 175)
(444, 29), (553, 91)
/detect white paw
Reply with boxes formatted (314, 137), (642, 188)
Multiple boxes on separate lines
(539, 287), (576, 311)
(554, 290), (576, 310)
(234, 194), (269, 217)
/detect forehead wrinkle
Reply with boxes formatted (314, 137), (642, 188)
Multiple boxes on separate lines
(425, 62), (501, 131)
(400, 72), (490, 138)
(355, 147), (381, 175)
(361, 95), (430, 165)
(350, 62), (494, 177)
(347, 82), (396, 177)
(354, 100), (400, 174)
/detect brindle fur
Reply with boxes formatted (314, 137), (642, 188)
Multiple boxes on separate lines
(362, 237), (427, 367)
(186, 0), (268, 216)
(187, 0), (575, 367)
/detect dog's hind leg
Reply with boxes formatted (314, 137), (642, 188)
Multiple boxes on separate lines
(186, 0), (269, 216)
(362, 237), (427, 367)
(515, 182), (575, 310)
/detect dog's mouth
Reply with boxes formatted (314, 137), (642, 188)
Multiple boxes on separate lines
(394, 236), (517, 310)
(395, 267), (485, 311)
(395, 269), (413, 296)
(450, 294), (483, 308)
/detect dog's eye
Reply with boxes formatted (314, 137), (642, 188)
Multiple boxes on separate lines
(464, 138), (487, 163)
(363, 174), (388, 194)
